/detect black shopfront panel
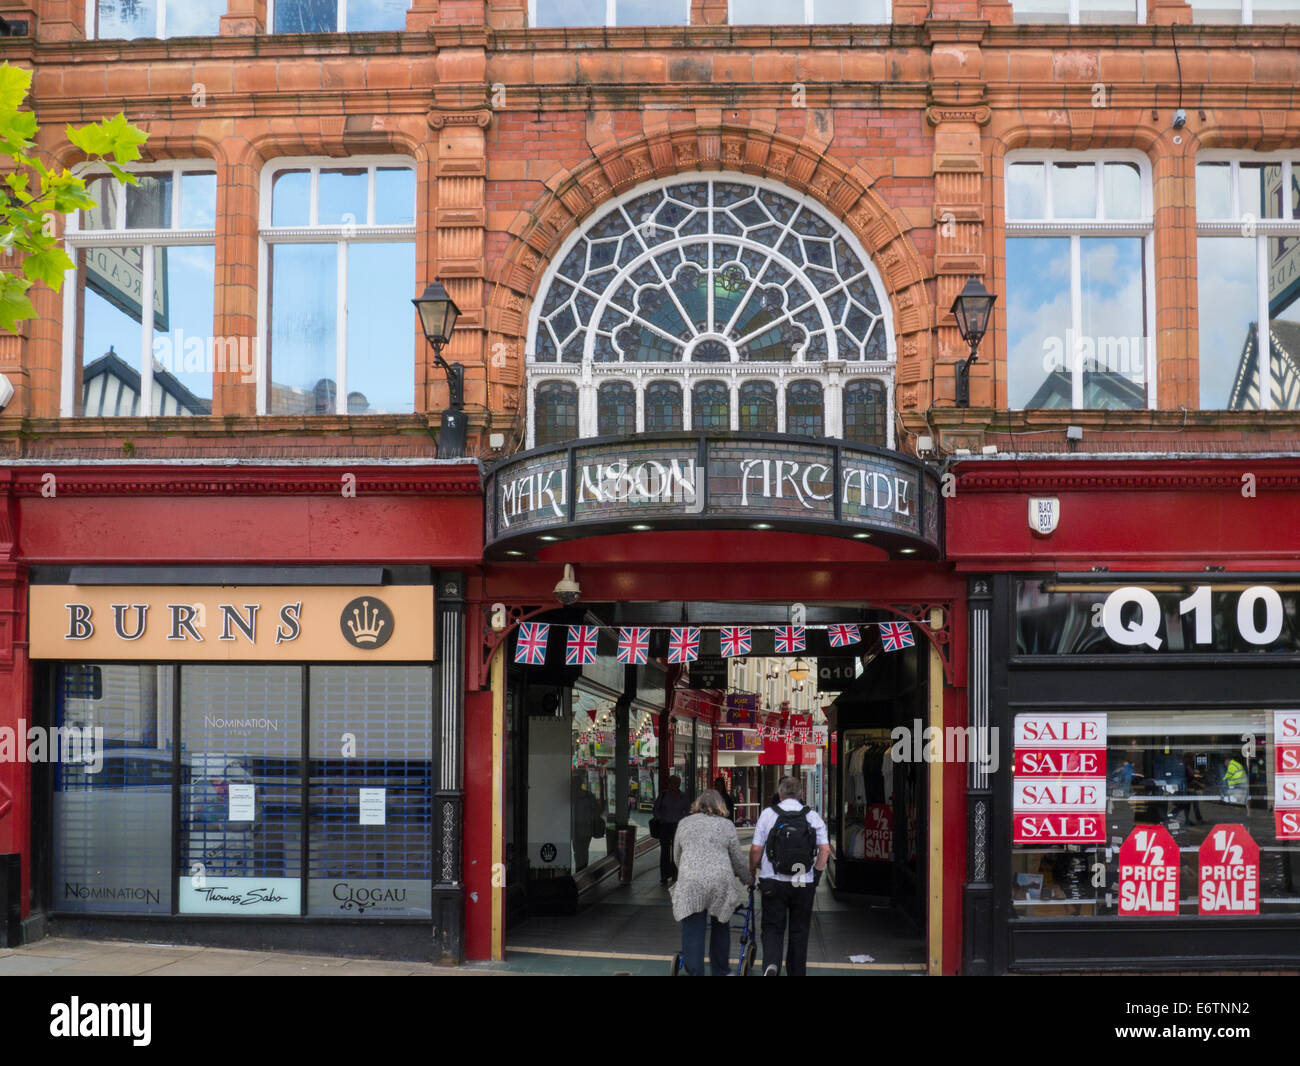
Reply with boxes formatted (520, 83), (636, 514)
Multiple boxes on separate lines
(987, 574), (1300, 974)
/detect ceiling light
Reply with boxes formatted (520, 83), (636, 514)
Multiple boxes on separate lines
(788, 658), (810, 682)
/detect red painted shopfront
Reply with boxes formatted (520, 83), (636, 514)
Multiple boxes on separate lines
(948, 457), (1300, 974)
(0, 463), (480, 960)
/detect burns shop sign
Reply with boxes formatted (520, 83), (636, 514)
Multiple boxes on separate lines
(485, 433), (941, 557)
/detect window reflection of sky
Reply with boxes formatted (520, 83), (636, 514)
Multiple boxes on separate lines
(1008, 236), (1146, 409)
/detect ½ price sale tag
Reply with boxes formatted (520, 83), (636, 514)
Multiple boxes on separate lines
(1198, 824), (1259, 916)
(1118, 824), (1180, 916)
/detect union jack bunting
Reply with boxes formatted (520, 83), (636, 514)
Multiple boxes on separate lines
(667, 627), (701, 664)
(878, 621), (915, 653)
(616, 626), (650, 665)
(774, 625), (806, 654)
(566, 625), (600, 666)
(719, 626), (752, 658)
(514, 622), (550, 666)
(827, 623), (861, 649)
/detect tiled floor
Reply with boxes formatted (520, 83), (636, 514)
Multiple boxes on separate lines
(502, 838), (927, 976)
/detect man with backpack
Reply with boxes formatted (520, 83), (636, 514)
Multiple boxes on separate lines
(749, 776), (831, 976)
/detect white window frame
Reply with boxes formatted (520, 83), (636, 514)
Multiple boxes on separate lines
(1004, 148), (1157, 410)
(1010, 0), (1146, 25)
(61, 160), (218, 417)
(85, 0), (225, 39)
(267, 0), (411, 33)
(527, 0), (690, 26)
(258, 156), (418, 416)
(1195, 151), (1300, 410)
(1189, 0), (1298, 24)
(727, 0), (892, 24)
(525, 172), (895, 447)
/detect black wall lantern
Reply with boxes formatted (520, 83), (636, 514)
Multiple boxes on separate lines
(950, 275), (996, 409)
(413, 279), (466, 458)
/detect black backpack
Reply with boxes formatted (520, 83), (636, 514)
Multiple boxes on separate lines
(764, 803), (817, 875)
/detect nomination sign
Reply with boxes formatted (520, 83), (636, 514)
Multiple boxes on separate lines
(484, 434), (941, 557)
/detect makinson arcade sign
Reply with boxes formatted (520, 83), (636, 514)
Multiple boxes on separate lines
(483, 434), (942, 558)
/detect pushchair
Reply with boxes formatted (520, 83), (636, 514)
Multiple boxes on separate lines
(670, 884), (757, 976)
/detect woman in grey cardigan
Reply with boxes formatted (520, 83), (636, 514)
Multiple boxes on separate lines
(670, 789), (751, 976)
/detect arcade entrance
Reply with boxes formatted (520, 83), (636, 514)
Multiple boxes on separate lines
(497, 599), (934, 974)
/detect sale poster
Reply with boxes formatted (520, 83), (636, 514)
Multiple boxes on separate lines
(1118, 825), (1180, 916)
(1275, 711), (1300, 840)
(1198, 824), (1259, 916)
(1012, 713), (1107, 845)
(862, 804), (893, 860)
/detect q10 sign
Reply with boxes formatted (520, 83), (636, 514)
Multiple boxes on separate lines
(1013, 714), (1107, 845)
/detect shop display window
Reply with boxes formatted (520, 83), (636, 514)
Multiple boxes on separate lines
(307, 666), (434, 918)
(49, 661), (435, 919)
(1011, 709), (1300, 917)
(53, 664), (174, 914)
(839, 727), (896, 861)
(178, 665), (303, 914)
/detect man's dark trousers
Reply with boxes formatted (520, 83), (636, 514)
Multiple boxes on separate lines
(759, 877), (816, 976)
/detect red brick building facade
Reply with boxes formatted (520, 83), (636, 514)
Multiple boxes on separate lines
(1, 0), (1299, 973)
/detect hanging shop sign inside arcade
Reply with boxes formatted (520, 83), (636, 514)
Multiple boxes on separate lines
(1018, 581), (1300, 655)
(28, 586), (435, 661)
(484, 435), (941, 555)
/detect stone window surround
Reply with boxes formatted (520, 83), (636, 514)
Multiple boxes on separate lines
(256, 155), (418, 417)
(1004, 147), (1157, 411)
(1195, 150), (1300, 411)
(60, 159), (218, 418)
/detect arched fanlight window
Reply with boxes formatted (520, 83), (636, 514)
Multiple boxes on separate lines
(526, 176), (895, 447)
(843, 379), (887, 446)
(597, 381), (636, 436)
(533, 179), (888, 365)
(739, 381), (777, 433)
(534, 381), (578, 445)
(786, 380), (824, 438)
(692, 381), (729, 430)
(645, 381), (683, 432)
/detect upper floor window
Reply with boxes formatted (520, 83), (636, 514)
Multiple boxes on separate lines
(739, 380), (776, 432)
(729, 0), (890, 23)
(645, 381), (683, 431)
(786, 379), (824, 437)
(597, 381), (636, 436)
(526, 174), (893, 446)
(270, 0), (411, 32)
(63, 163), (217, 417)
(535, 381), (578, 445)
(1010, 0), (1143, 23)
(842, 379), (886, 447)
(89, 0), (224, 38)
(260, 159), (417, 415)
(1196, 155), (1300, 410)
(1190, 0), (1298, 23)
(1005, 153), (1153, 411)
(691, 381), (730, 430)
(529, 0), (688, 26)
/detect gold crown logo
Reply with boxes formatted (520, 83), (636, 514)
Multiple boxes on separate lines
(346, 600), (386, 644)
